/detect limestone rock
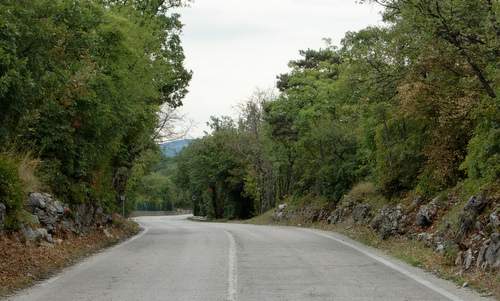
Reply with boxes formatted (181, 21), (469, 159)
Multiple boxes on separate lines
(415, 199), (438, 227)
(371, 205), (407, 239)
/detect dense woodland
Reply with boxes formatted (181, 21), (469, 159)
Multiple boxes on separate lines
(0, 0), (191, 228)
(171, 0), (499, 219)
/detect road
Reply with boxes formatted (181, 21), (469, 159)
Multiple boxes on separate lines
(6, 215), (493, 301)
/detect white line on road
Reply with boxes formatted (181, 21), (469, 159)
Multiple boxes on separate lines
(304, 229), (464, 301)
(225, 230), (238, 301)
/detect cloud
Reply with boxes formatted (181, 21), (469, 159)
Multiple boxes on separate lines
(177, 0), (383, 137)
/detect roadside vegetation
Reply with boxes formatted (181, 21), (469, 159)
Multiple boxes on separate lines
(169, 0), (499, 295)
(173, 0), (499, 221)
(0, 0), (190, 294)
(0, 0), (191, 228)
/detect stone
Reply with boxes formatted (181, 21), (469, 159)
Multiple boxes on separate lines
(371, 205), (407, 239)
(458, 195), (490, 239)
(273, 204), (288, 221)
(435, 243), (445, 254)
(21, 225), (41, 242)
(28, 192), (48, 209)
(464, 195), (488, 215)
(464, 248), (473, 270)
(35, 228), (48, 239)
(0, 203), (6, 230)
(46, 233), (54, 243)
(327, 208), (344, 224)
(483, 233), (500, 269)
(490, 211), (500, 228)
(415, 199), (438, 227)
(352, 204), (372, 224)
(103, 228), (113, 239)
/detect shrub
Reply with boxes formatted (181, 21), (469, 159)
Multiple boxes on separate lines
(461, 124), (500, 184)
(0, 154), (24, 229)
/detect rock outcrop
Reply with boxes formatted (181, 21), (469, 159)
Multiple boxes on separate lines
(477, 233), (500, 270)
(20, 192), (112, 244)
(371, 205), (407, 239)
(415, 198), (438, 227)
(458, 195), (490, 239)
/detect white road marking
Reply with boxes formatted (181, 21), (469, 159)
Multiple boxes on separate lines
(304, 229), (464, 301)
(225, 230), (238, 301)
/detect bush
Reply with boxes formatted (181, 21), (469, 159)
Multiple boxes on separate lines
(461, 124), (500, 184)
(0, 154), (24, 229)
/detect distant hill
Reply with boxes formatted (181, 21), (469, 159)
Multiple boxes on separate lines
(160, 139), (193, 157)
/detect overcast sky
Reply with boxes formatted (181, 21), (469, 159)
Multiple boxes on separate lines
(176, 0), (383, 137)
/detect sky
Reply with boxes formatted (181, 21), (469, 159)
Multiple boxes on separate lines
(176, 0), (383, 137)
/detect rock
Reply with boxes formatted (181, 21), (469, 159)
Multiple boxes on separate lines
(34, 208), (57, 229)
(28, 192), (48, 209)
(273, 203), (288, 222)
(46, 233), (54, 243)
(458, 195), (490, 239)
(28, 193), (68, 234)
(464, 248), (473, 270)
(464, 195), (488, 214)
(21, 225), (41, 242)
(327, 208), (344, 224)
(371, 205), (407, 239)
(103, 228), (113, 239)
(490, 211), (500, 228)
(35, 228), (48, 239)
(479, 233), (500, 270)
(46, 200), (64, 215)
(352, 204), (372, 224)
(0, 203), (6, 230)
(61, 219), (78, 234)
(416, 199), (438, 227)
(435, 243), (445, 254)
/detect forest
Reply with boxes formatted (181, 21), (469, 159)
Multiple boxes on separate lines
(168, 0), (499, 219)
(0, 0), (191, 228)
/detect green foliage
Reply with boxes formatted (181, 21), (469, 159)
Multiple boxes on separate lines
(461, 120), (500, 183)
(0, 0), (190, 220)
(170, 0), (499, 220)
(0, 154), (24, 229)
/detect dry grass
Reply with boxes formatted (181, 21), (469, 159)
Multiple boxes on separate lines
(0, 219), (140, 297)
(16, 153), (42, 195)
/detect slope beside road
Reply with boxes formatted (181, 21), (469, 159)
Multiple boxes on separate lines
(5, 215), (494, 301)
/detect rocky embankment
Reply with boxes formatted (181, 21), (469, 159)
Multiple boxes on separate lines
(272, 191), (499, 295)
(0, 193), (139, 296)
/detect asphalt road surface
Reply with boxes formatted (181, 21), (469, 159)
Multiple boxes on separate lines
(6, 215), (493, 301)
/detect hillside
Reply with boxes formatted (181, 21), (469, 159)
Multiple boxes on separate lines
(160, 139), (193, 157)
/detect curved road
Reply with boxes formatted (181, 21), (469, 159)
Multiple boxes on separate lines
(7, 215), (492, 301)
